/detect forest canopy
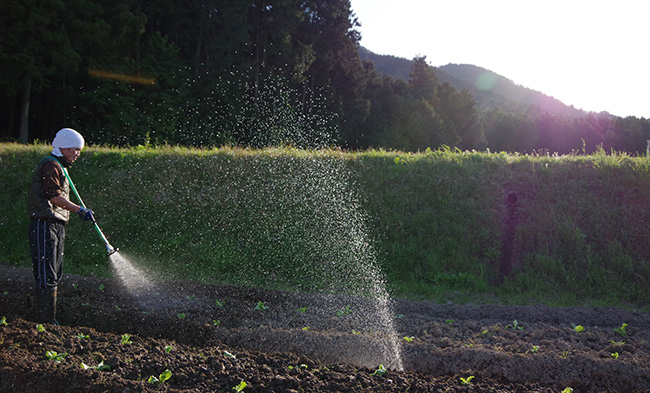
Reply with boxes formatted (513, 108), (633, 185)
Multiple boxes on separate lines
(1, 0), (649, 154)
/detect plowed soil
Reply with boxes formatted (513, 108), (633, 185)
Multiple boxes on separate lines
(1, 264), (650, 393)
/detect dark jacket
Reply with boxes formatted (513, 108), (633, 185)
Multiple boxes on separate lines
(28, 156), (71, 224)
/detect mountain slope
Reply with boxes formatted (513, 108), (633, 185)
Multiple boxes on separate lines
(360, 47), (587, 118)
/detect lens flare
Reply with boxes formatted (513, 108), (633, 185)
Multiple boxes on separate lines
(88, 69), (156, 85)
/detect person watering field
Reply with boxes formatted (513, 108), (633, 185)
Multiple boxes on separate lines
(27, 128), (95, 324)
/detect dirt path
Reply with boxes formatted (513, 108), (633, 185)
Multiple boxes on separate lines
(1, 264), (649, 392)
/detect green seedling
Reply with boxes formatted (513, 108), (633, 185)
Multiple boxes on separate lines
(352, 330), (361, 335)
(562, 388), (574, 393)
(164, 345), (173, 353)
(288, 364), (308, 371)
(613, 323), (628, 336)
(215, 299), (224, 307)
(121, 333), (132, 345)
(82, 302), (91, 307)
(98, 284), (105, 291)
(45, 350), (68, 363)
(337, 305), (352, 317)
(177, 313), (186, 320)
(81, 361), (110, 371)
(559, 351), (569, 359)
(395, 314), (404, 319)
(213, 320), (221, 326)
(609, 340), (626, 346)
(36, 324), (45, 333)
(77, 333), (89, 340)
(0, 317), (7, 326)
(114, 305), (122, 311)
(302, 326), (310, 331)
(611, 352), (619, 359)
(371, 364), (386, 377)
(572, 324), (585, 333)
(148, 369), (172, 384)
(223, 350), (236, 359)
(403, 336), (414, 343)
(233, 381), (247, 392)
(530, 345), (540, 353)
(72, 284), (78, 290)
(297, 307), (308, 314)
(445, 319), (455, 326)
(505, 320), (524, 330)
(254, 301), (269, 311)
(460, 376), (475, 385)
(186, 295), (196, 300)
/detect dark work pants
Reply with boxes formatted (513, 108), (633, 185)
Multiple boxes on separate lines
(29, 219), (65, 289)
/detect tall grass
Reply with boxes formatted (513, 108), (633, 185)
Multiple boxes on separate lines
(2, 143), (649, 308)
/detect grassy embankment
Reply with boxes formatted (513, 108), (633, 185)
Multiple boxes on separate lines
(2, 143), (649, 309)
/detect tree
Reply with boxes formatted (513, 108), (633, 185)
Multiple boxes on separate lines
(409, 56), (438, 105)
(437, 83), (484, 150)
(0, 0), (85, 142)
(297, 0), (370, 147)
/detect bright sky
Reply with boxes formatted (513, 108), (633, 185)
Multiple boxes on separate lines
(350, 0), (649, 119)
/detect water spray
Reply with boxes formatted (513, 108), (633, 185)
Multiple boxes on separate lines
(56, 160), (118, 256)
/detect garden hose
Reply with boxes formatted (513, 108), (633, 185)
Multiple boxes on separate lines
(50, 157), (118, 256)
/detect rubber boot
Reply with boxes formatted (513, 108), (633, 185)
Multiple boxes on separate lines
(48, 286), (60, 325)
(36, 287), (59, 325)
(34, 287), (48, 322)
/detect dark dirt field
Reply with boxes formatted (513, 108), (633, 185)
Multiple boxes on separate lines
(1, 263), (650, 393)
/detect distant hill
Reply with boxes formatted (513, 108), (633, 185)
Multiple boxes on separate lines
(359, 47), (588, 118)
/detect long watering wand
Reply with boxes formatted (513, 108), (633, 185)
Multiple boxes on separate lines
(57, 163), (118, 256)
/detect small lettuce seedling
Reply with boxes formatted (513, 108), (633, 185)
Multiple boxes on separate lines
(505, 320), (524, 330)
(288, 364), (308, 371)
(77, 333), (89, 340)
(572, 324), (585, 333)
(233, 381), (247, 392)
(177, 313), (186, 320)
(613, 323), (628, 337)
(148, 369), (172, 384)
(0, 317), (7, 326)
(611, 352), (620, 359)
(36, 324), (45, 333)
(403, 336), (414, 343)
(45, 350), (68, 363)
(223, 350), (236, 359)
(297, 307), (308, 314)
(254, 301), (269, 311)
(562, 388), (574, 393)
(336, 305), (352, 317)
(460, 376), (474, 385)
(371, 364), (386, 377)
(215, 299), (224, 307)
(81, 361), (110, 371)
(164, 345), (173, 353)
(121, 333), (132, 345)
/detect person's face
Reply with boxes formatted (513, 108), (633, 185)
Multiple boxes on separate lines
(60, 147), (82, 163)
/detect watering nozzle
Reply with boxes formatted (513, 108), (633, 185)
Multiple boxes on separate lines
(106, 244), (118, 257)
